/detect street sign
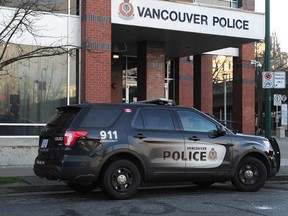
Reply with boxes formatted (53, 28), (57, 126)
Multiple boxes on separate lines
(274, 71), (286, 89)
(262, 71), (273, 88)
(274, 94), (282, 106)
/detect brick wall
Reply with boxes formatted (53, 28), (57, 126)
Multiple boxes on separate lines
(137, 42), (165, 100)
(232, 0), (256, 134)
(233, 43), (255, 134)
(177, 57), (194, 106)
(81, 0), (112, 103)
(194, 55), (213, 114)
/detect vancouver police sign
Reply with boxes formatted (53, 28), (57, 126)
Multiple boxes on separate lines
(112, 0), (264, 40)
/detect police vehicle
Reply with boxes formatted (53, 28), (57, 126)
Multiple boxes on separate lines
(34, 99), (280, 199)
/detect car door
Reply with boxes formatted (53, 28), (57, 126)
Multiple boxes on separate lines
(175, 109), (233, 179)
(129, 108), (186, 180)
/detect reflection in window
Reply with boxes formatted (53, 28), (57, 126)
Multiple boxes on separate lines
(134, 109), (175, 130)
(0, 0), (80, 15)
(178, 111), (217, 132)
(0, 44), (78, 135)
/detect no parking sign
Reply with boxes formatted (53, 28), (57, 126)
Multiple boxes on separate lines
(262, 71), (286, 89)
(262, 71), (273, 88)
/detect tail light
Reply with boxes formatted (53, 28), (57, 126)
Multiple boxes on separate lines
(64, 131), (89, 147)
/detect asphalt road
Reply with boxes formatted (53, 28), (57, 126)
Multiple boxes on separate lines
(0, 181), (288, 216)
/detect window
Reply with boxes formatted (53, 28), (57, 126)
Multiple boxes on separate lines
(47, 107), (80, 128)
(0, 0), (80, 15)
(178, 111), (217, 132)
(0, 44), (79, 135)
(79, 108), (121, 128)
(134, 109), (175, 130)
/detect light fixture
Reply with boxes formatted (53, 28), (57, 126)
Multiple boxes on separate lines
(112, 54), (119, 59)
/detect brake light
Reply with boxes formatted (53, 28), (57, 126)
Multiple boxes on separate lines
(64, 131), (88, 147)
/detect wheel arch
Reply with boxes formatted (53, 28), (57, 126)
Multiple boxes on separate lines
(98, 150), (148, 185)
(232, 151), (271, 179)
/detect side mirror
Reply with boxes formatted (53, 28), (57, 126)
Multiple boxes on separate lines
(209, 125), (226, 138)
(218, 125), (226, 136)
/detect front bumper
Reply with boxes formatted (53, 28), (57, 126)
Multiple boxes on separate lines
(269, 137), (281, 173)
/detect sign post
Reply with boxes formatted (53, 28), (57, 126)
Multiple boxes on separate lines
(264, 0), (271, 138)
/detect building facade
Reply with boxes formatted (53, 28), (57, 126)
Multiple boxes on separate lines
(0, 0), (263, 165)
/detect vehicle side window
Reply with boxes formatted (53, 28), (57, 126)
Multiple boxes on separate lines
(177, 111), (217, 132)
(79, 108), (121, 127)
(134, 109), (175, 130)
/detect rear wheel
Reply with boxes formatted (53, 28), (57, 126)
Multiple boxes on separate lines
(101, 160), (141, 200)
(66, 181), (97, 193)
(232, 157), (267, 192)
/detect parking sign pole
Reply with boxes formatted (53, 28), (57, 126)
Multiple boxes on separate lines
(264, 0), (271, 138)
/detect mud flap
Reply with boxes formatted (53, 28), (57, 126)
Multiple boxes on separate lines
(269, 137), (281, 172)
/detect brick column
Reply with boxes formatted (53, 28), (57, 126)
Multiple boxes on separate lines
(137, 41), (165, 101)
(194, 54), (213, 114)
(81, 0), (111, 103)
(176, 57), (194, 106)
(232, 0), (255, 134)
(233, 44), (255, 134)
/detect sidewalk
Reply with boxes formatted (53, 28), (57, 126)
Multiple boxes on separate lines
(0, 137), (288, 194)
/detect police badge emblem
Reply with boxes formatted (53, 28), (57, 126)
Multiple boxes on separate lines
(119, 0), (135, 20)
(208, 148), (218, 161)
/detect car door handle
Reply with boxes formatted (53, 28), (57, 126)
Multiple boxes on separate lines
(188, 136), (200, 141)
(133, 134), (146, 139)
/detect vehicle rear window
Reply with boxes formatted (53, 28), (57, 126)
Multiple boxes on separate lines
(47, 108), (80, 128)
(78, 108), (121, 128)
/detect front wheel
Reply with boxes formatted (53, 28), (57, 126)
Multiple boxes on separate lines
(232, 157), (267, 192)
(101, 160), (141, 200)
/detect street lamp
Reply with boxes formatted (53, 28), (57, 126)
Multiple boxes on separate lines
(223, 73), (228, 125)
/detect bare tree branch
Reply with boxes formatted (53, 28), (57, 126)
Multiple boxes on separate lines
(0, 0), (78, 73)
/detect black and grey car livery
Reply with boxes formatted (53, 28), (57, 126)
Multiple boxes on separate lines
(34, 100), (280, 199)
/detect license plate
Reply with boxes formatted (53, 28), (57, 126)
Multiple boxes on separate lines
(36, 160), (45, 165)
(41, 139), (49, 148)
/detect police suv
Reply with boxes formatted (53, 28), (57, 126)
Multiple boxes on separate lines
(34, 99), (280, 199)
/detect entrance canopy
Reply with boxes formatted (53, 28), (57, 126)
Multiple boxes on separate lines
(111, 0), (265, 58)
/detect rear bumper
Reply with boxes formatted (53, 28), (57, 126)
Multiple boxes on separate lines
(33, 156), (101, 182)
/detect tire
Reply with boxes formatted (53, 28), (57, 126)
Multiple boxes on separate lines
(101, 160), (141, 200)
(232, 157), (267, 192)
(66, 181), (97, 193)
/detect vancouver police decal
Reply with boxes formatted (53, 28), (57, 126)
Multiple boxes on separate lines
(119, 0), (135, 20)
(161, 144), (226, 168)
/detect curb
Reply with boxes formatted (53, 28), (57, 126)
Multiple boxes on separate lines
(269, 174), (288, 182)
(0, 184), (69, 195)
